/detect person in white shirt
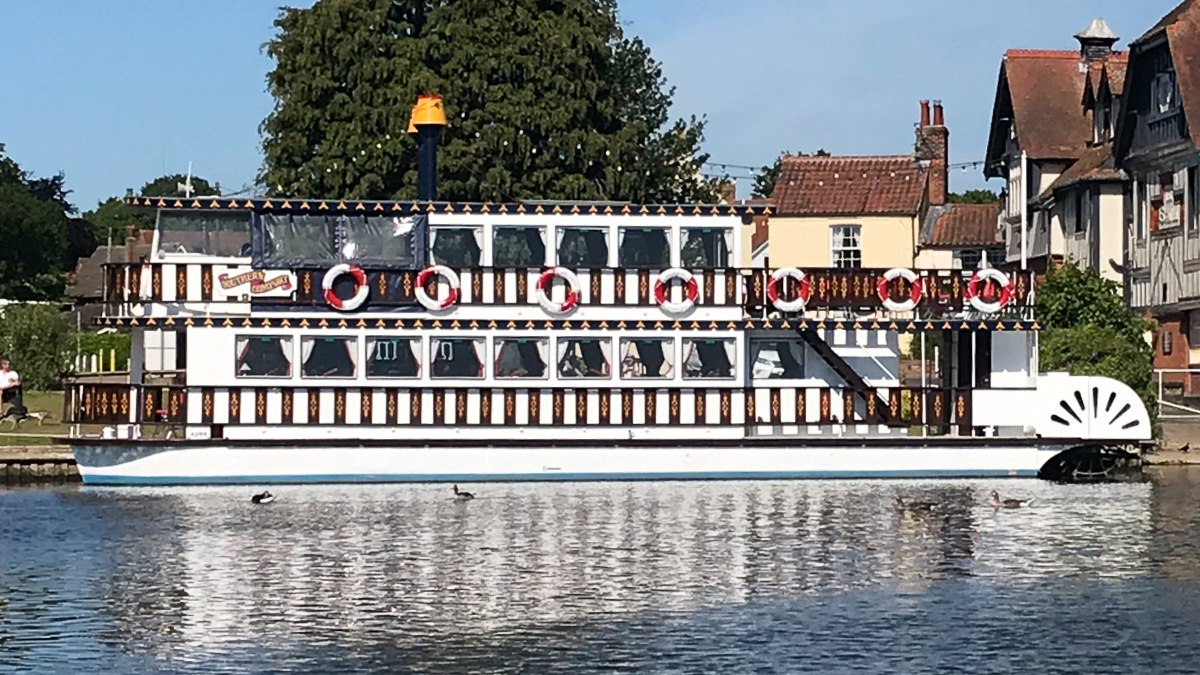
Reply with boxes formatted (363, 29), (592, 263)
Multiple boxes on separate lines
(0, 358), (21, 410)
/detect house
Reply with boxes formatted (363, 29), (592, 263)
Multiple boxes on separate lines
(766, 100), (949, 269)
(983, 18), (1129, 284)
(915, 203), (1004, 270)
(1113, 0), (1200, 386)
(67, 230), (152, 326)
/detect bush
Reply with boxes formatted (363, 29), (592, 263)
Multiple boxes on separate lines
(0, 303), (74, 389)
(77, 331), (131, 369)
(1036, 265), (1158, 434)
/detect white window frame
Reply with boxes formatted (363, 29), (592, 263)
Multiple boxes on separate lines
(829, 224), (862, 268)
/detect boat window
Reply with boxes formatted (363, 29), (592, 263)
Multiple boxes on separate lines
(340, 215), (421, 268)
(556, 227), (610, 267)
(618, 228), (670, 268)
(619, 338), (674, 379)
(557, 338), (612, 378)
(494, 338), (549, 379)
(683, 338), (736, 379)
(366, 337), (421, 378)
(749, 339), (805, 379)
(431, 337), (485, 378)
(301, 336), (357, 378)
(680, 228), (732, 268)
(492, 226), (546, 267)
(260, 214), (337, 265)
(235, 335), (293, 378)
(430, 227), (482, 267)
(158, 211), (251, 258)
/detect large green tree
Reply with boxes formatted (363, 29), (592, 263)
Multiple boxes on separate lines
(260, 0), (715, 203)
(948, 189), (1000, 204)
(1036, 264), (1157, 433)
(0, 144), (69, 299)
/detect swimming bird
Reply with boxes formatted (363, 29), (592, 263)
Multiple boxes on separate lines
(894, 494), (938, 513)
(988, 490), (1027, 509)
(453, 484), (475, 500)
(251, 491), (275, 505)
(1181, 443), (1190, 454)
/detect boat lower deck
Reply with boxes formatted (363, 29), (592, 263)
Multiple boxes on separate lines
(68, 438), (1080, 485)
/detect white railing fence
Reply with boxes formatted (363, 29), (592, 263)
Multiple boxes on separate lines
(1154, 368), (1200, 419)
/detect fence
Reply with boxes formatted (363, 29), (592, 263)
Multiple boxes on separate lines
(1154, 368), (1200, 419)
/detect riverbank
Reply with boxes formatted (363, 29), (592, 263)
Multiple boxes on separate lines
(0, 445), (79, 485)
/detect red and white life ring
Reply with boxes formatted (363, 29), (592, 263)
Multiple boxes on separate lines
(536, 267), (580, 314)
(766, 267), (810, 313)
(414, 265), (460, 311)
(322, 264), (369, 311)
(966, 268), (1012, 313)
(876, 268), (923, 313)
(654, 267), (699, 314)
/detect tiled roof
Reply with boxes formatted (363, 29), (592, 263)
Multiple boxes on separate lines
(1134, 0), (1197, 44)
(67, 242), (151, 300)
(922, 204), (1002, 247)
(1166, 1), (1200, 148)
(999, 49), (1128, 160)
(768, 155), (926, 217)
(1038, 143), (1124, 201)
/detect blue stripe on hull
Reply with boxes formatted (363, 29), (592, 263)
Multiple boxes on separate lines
(81, 469), (1039, 485)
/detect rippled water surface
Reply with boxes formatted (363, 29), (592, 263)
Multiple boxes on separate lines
(5, 470), (1200, 673)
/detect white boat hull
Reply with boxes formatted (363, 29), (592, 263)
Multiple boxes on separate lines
(71, 441), (1068, 484)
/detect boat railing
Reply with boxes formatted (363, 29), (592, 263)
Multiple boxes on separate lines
(1154, 368), (1200, 419)
(64, 382), (975, 436)
(98, 262), (1036, 319)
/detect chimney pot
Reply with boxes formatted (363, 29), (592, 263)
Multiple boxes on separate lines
(919, 100), (931, 127)
(933, 102), (945, 126)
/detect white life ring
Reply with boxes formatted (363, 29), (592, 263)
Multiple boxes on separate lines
(654, 268), (699, 314)
(876, 268), (923, 313)
(322, 264), (369, 311)
(414, 265), (460, 311)
(966, 268), (1012, 313)
(536, 267), (580, 314)
(766, 267), (810, 313)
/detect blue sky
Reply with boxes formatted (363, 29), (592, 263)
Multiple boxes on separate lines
(0, 0), (1182, 210)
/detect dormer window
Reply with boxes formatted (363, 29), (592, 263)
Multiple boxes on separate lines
(1152, 70), (1178, 116)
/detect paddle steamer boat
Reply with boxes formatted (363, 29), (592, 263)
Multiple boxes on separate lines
(60, 191), (1152, 484)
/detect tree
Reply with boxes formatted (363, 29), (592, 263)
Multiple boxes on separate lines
(0, 144), (68, 299)
(0, 303), (74, 390)
(1036, 264), (1157, 433)
(83, 174), (220, 245)
(260, 0), (715, 203)
(948, 189), (999, 204)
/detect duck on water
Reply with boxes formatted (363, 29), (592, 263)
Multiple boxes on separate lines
(251, 491), (275, 504)
(453, 485), (474, 500)
(989, 490), (1029, 509)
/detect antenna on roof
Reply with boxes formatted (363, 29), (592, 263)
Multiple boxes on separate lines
(177, 162), (195, 198)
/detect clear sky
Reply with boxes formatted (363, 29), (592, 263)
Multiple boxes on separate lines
(0, 0), (1183, 211)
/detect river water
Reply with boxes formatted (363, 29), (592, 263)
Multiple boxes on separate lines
(3, 470), (1200, 674)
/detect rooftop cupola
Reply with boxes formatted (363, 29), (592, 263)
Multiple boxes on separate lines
(1075, 18), (1119, 62)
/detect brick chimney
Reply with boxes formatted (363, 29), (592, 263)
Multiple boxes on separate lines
(914, 100), (949, 206)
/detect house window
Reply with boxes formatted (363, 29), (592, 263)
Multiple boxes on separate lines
(1135, 180), (1147, 242)
(1073, 191), (1085, 235)
(830, 225), (862, 268)
(750, 338), (805, 379)
(235, 336), (292, 378)
(619, 338), (674, 379)
(1163, 330), (1173, 356)
(431, 338), (485, 378)
(956, 249), (984, 270)
(618, 228), (671, 268)
(492, 226), (546, 267)
(144, 330), (181, 372)
(556, 227), (609, 267)
(557, 338), (612, 378)
(494, 338), (548, 379)
(430, 227), (482, 267)
(301, 337), (357, 378)
(682, 338), (736, 379)
(366, 337), (420, 378)
(680, 228), (732, 268)
(1153, 70), (1178, 116)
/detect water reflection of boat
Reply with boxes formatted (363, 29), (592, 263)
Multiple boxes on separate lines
(74, 480), (1153, 652)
